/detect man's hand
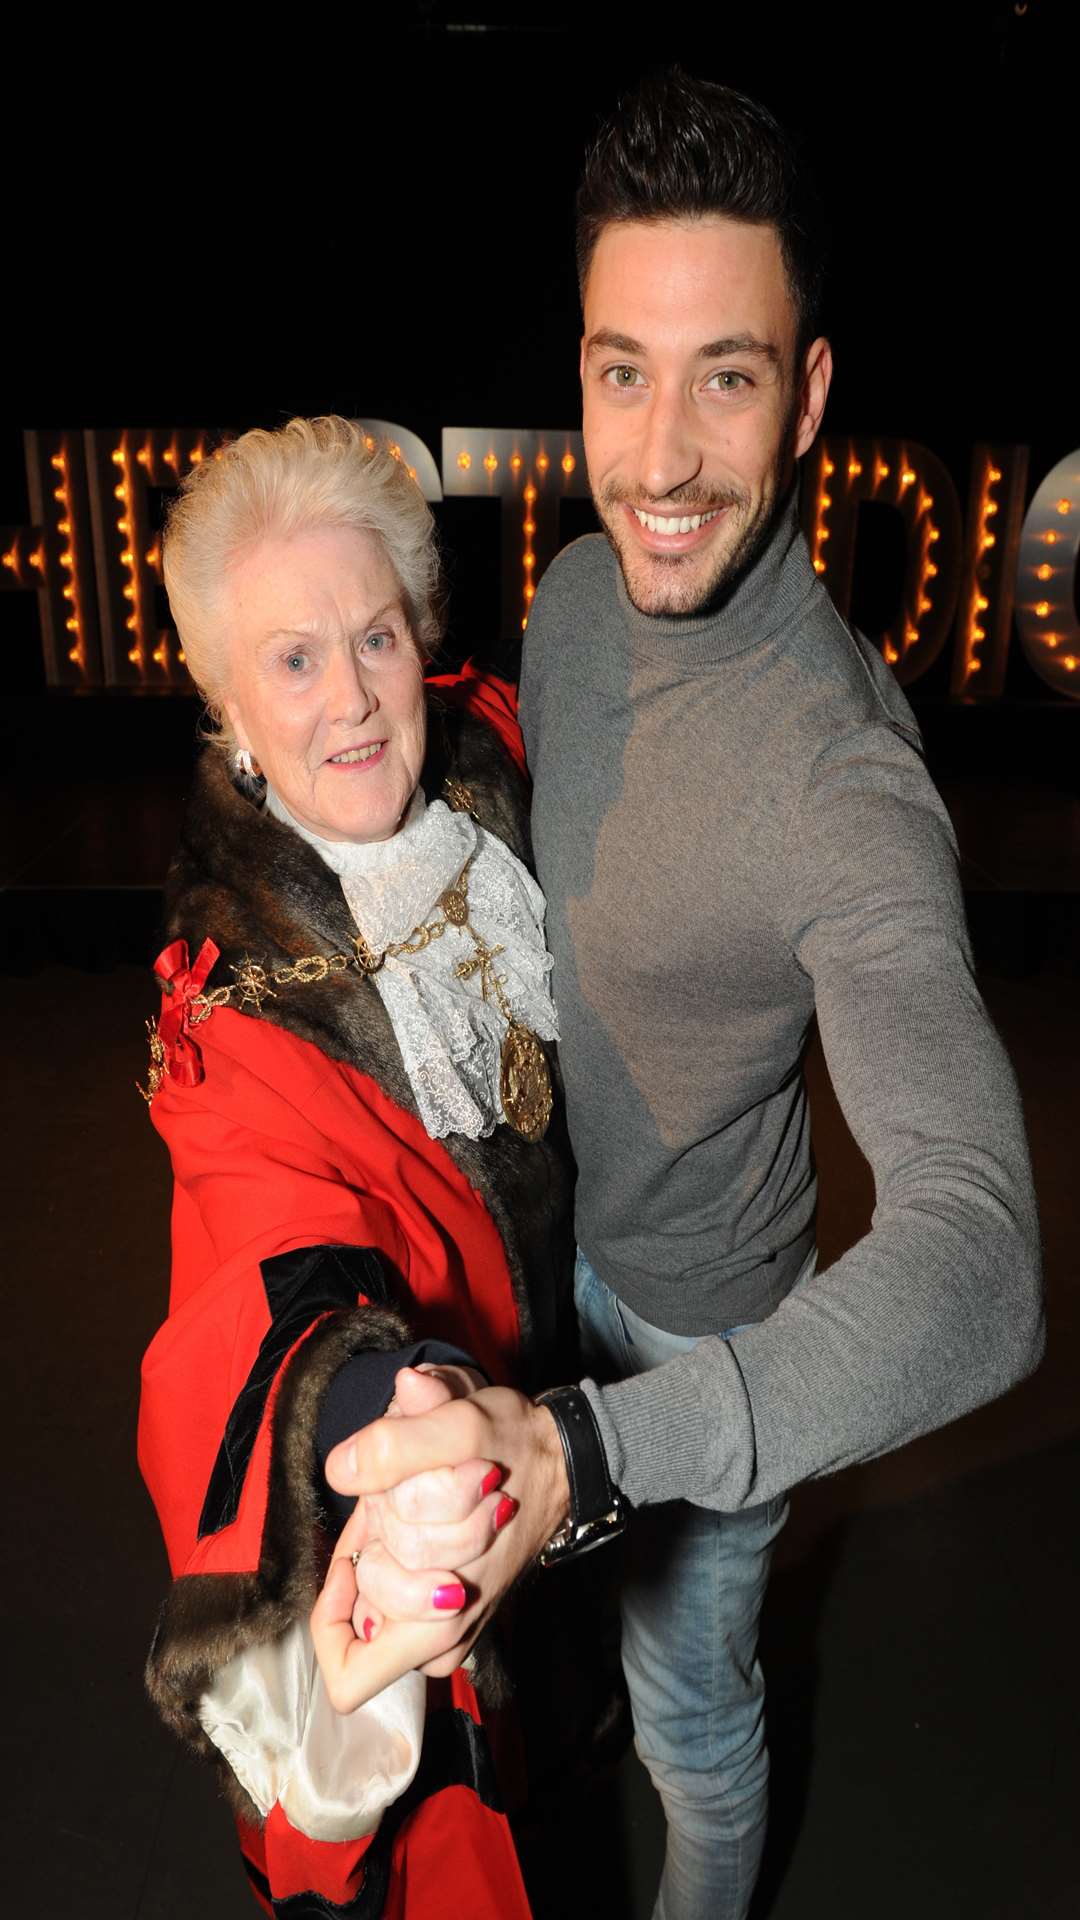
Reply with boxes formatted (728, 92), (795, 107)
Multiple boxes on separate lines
(337, 1364), (517, 1640)
(313, 1384), (570, 1710)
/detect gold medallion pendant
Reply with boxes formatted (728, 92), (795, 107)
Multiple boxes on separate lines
(500, 1023), (553, 1143)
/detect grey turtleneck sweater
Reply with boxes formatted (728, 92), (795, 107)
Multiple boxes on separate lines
(519, 495), (1043, 1511)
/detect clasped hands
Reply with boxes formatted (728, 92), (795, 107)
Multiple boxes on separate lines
(310, 1364), (570, 1713)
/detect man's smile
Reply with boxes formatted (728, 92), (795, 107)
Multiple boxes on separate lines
(622, 501), (732, 554)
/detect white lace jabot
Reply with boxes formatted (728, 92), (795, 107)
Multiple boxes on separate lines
(264, 783), (559, 1140)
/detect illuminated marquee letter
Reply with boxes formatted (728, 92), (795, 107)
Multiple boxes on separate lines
(84, 429), (218, 687)
(1013, 447), (1080, 701)
(801, 436), (962, 685)
(353, 421), (443, 502)
(950, 445), (1029, 699)
(442, 428), (589, 638)
(7, 431), (102, 686)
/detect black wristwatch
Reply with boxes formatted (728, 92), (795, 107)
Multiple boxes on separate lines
(535, 1384), (628, 1567)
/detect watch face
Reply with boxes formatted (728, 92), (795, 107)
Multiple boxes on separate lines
(539, 1503), (627, 1567)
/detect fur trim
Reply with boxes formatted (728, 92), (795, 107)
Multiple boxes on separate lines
(163, 702), (573, 1380)
(149, 702), (565, 1816)
(145, 1302), (411, 1822)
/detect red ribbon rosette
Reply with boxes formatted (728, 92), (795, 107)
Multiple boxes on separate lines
(152, 937), (222, 1087)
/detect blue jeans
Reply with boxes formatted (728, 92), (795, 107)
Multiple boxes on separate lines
(575, 1250), (792, 1920)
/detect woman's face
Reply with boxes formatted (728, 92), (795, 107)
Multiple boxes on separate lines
(221, 524), (427, 844)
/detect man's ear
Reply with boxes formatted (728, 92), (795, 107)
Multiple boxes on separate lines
(793, 336), (833, 460)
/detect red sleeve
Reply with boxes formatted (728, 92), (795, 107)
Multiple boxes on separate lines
(426, 660), (526, 778)
(139, 1006), (528, 1917)
(139, 1011), (412, 1580)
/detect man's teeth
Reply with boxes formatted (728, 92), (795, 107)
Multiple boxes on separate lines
(633, 507), (723, 535)
(330, 744), (381, 764)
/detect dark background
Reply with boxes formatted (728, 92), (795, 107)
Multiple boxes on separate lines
(2, 0), (1077, 720)
(2, 10), (1078, 1915)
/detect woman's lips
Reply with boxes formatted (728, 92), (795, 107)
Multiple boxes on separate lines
(622, 501), (731, 552)
(325, 741), (387, 769)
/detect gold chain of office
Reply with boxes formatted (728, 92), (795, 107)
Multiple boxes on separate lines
(147, 778), (553, 1143)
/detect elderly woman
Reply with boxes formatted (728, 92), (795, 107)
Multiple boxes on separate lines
(137, 416), (572, 1917)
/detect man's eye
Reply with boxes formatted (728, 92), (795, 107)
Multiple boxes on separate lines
(363, 631), (392, 654)
(285, 652), (308, 673)
(605, 365), (643, 389)
(707, 370), (749, 392)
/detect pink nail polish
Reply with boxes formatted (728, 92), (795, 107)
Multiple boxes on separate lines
(362, 1617), (376, 1642)
(494, 1494), (518, 1532)
(432, 1582), (466, 1612)
(480, 1466), (504, 1499)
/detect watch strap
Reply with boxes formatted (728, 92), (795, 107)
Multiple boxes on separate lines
(535, 1384), (626, 1566)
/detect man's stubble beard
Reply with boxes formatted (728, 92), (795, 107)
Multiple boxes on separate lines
(594, 419), (800, 619)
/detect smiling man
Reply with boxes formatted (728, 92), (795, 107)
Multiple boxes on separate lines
(321, 72), (1043, 1920)
(580, 216), (828, 616)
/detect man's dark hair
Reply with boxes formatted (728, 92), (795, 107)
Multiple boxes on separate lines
(576, 69), (827, 357)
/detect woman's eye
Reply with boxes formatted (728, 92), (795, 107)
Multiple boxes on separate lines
(363, 631), (392, 654)
(284, 652), (308, 673)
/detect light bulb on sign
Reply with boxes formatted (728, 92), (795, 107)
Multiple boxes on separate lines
(1015, 450), (1080, 697)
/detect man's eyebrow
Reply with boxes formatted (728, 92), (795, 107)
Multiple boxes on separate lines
(698, 335), (780, 365)
(585, 329), (646, 356)
(585, 327), (780, 366)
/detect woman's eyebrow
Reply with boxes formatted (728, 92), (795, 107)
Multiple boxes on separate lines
(264, 625), (321, 642)
(263, 601), (404, 646)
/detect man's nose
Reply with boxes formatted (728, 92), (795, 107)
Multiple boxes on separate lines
(638, 386), (703, 501)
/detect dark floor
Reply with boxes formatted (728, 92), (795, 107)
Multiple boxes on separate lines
(2, 800), (1078, 1915)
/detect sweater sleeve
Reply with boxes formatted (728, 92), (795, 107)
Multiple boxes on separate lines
(581, 720), (1044, 1509)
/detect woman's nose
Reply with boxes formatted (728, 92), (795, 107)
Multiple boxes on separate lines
(326, 646), (377, 727)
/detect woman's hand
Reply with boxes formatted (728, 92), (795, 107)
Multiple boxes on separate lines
(345, 1365), (515, 1634)
(312, 1362), (518, 1712)
(324, 1386), (571, 1688)
(312, 1562), (470, 1712)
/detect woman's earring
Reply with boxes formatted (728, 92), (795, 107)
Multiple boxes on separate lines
(235, 748), (262, 779)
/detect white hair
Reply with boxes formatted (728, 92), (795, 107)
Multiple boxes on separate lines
(162, 415), (443, 748)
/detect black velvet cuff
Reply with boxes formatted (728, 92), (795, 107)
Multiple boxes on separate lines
(316, 1340), (483, 1531)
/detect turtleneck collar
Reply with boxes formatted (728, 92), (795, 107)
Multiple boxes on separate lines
(615, 484), (819, 668)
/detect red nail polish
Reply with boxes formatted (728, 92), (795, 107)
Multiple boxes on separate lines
(432, 1582), (466, 1611)
(479, 1465), (504, 1499)
(494, 1494), (518, 1532)
(362, 1617), (376, 1642)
